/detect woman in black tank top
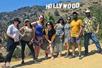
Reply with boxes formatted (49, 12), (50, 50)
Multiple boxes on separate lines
(44, 22), (56, 59)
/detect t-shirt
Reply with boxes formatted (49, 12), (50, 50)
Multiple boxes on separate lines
(32, 21), (44, 37)
(55, 23), (64, 36)
(70, 19), (83, 37)
(84, 17), (97, 33)
(48, 29), (56, 41)
(64, 23), (70, 38)
(7, 24), (20, 42)
(44, 29), (56, 41)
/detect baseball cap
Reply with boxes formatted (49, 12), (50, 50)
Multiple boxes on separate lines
(24, 19), (30, 23)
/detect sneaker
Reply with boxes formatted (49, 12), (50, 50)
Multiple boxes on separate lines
(51, 57), (54, 60)
(58, 54), (62, 58)
(97, 50), (102, 54)
(33, 59), (39, 64)
(5, 63), (11, 68)
(64, 54), (70, 58)
(56, 52), (59, 57)
(84, 52), (89, 57)
(35, 57), (38, 60)
(69, 55), (76, 59)
(79, 55), (82, 59)
(34, 57), (41, 61)
(45, 56), (49, 59)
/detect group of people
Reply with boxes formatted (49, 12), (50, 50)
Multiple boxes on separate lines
(2, 9), (102, 68)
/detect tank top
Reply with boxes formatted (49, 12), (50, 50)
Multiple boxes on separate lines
(35, 22), (44, 37)
(22, 26), (33, 41)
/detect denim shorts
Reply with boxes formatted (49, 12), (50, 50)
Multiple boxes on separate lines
(70, 37), (81, 44)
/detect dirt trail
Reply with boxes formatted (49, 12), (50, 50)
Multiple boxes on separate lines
(0, 44), (102, 68)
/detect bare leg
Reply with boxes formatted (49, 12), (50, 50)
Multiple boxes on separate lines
(72, 44), (75, 56)
(35, 46), (40, 59)
(78, 44), (81, 56)
(66, 43), (70, 55)
(49, 44), (54, 59)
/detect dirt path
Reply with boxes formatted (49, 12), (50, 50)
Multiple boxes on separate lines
(0, 44), (102, 68)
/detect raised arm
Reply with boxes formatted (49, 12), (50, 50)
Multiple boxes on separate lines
(95, 24), (99, 34)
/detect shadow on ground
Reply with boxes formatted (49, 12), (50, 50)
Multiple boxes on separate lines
(12, 50), (100, 68)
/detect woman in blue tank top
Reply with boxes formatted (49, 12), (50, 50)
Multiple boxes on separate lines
(31, 15), (45, 59)
(35, 22), (44, 37)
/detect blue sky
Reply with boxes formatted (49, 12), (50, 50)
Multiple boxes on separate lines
(0, 0), (80, 12)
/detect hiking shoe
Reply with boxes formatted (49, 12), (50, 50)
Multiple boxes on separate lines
(97, 50), (102, 54)
(45, 56), (49, 59)
(84, 52), (89, 57)
(64, 54), (70, 58)
(33, 60), (39, 64)
(51, 57), (54, 60)
(79, 55), (82, 60)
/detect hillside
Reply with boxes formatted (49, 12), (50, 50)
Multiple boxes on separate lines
(0, 6), (45, 34)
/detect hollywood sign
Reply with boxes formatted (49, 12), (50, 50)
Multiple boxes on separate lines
(46, 2), (80, 9)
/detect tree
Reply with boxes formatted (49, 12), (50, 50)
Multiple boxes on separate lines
(90, 4), (102, 40)
(45, 12), (55, 23)
(54, 9), (60, 16)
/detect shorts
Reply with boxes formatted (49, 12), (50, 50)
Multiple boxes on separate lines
(33, 36), (43, 46)
(70, 37), (81, 44)
(41, 38), (55, 50)
(64, 36), (70, 43)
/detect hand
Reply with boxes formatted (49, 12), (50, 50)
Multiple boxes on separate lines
(95, 30), (98, 34)
(12, 34), (16, 39)
(77, 34), (80, 39)
(48, 40), (51, 44)
(29, 41), (32, 45)
(21, 34), (25, 37)
(77, 32), (82, 38)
